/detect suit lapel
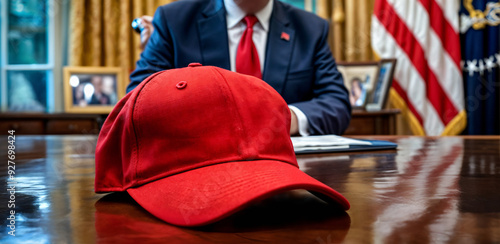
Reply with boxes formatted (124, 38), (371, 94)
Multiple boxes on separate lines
(263, 1), (294, 94)
(198, 0), (231, 70)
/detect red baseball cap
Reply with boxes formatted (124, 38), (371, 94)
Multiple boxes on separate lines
(95, 63), (349, 227)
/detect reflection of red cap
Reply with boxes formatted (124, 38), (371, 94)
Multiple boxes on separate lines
(94, 192), (351, 242)
(94, 63), (349, 227)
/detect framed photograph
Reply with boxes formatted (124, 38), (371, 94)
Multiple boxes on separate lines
(337, 62), (380, 109)
(63, 67), (124, 113)
(365, 59), (397, 111)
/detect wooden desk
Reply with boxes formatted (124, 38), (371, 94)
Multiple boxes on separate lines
(1, 135), (499, 243)
(345, 109), (400, 135)
(0, 113), (104, 135)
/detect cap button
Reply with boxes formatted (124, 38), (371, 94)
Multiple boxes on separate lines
(176, 81), (187, 89)
(188, 63), (202, 67)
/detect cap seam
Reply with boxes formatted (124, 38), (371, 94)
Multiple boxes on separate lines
(132, 71), (169, 185)
(212, 68), (249, 155)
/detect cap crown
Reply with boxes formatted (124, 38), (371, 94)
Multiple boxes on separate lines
(95, 65), (297, 192)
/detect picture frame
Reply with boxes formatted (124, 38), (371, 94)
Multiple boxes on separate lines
(63, 67), (124, 113)
(337, 62), (381, 109)
(365, 59), (397, 111)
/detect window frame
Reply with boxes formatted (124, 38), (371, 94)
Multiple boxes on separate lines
(0, 0), (55, 112)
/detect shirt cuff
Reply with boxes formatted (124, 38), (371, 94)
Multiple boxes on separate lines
(289, 105), (310, 137)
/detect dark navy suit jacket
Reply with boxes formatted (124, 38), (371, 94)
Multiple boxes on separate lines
(128, 0), (351, 135)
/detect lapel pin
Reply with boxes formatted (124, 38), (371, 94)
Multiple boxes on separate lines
(281, 32), (290, 41)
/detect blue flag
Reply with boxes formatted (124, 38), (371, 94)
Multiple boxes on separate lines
(460, 0), (500, 135)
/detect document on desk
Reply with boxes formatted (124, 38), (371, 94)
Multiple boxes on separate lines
(291, 135), (397, 154)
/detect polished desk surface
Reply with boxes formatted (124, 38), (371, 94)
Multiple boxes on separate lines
(1, 135), (499, 243)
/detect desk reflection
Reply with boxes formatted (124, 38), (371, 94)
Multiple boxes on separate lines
(0, 136), (499, 243)
(95, 191), (350, 243)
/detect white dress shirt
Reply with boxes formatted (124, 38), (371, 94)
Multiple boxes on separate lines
(223, 0), (310, 136)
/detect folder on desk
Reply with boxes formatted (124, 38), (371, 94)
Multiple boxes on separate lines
(291, 135), (397, 154)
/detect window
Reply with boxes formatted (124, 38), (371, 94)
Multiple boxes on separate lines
(1, 0), (54, 112)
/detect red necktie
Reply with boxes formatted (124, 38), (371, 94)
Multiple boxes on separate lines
(236, 15), (262, 79)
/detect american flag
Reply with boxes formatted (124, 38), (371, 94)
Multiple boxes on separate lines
(371, 0), (466, 136)
(281, 31), (290, 41)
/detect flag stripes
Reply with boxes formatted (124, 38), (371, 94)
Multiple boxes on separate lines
(372, 0), (466, 135)
(432, 0), (460, 32)
(419, 0), (462, 67)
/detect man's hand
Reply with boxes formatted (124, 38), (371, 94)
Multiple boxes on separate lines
(290, 109), (299, 136)
(139, 16), (154, 50)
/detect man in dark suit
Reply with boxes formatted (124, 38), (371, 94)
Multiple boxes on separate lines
(128, 0), (351, 136)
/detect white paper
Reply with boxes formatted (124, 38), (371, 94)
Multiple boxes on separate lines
(291, 135), (372, 150)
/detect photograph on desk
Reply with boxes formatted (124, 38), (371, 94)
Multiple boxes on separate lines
(337, 62), (380, 109)
(365, 59), (397, 111)
(63, 67), (125, 114)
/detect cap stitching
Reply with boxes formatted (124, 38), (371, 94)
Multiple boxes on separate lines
(125, 158), (296, 190)
(211, 68), (249, 156)
(131, 71), (169, 185)
(96, 157), (295, 192)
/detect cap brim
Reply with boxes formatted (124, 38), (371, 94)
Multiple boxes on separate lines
(127, 160), (350, 227)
